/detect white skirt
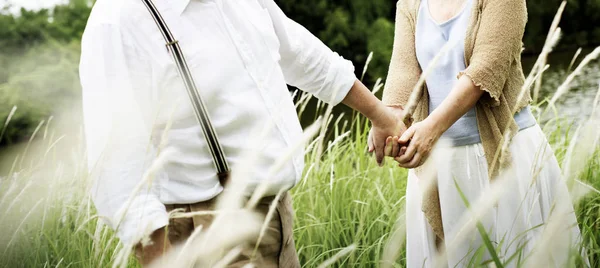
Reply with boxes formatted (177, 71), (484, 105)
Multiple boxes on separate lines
(406, 125), (582, 267)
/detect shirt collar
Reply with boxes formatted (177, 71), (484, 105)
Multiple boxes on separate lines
(172, 0), (191, 15)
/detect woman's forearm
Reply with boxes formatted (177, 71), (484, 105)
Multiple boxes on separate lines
(427, 75), (484, 133)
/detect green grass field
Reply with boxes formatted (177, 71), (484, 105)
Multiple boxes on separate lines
(0, 103), (598, 267)
(1, 11), (599, 265)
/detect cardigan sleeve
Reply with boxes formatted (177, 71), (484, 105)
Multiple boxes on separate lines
(382, 0), (421, 108)
(459, 0), (527, 107)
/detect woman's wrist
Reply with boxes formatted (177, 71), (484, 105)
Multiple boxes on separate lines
(422, 113), (447, 138)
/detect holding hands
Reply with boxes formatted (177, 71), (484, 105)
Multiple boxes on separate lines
(368, 107), (444, 169)
(393, 118), (443, 168)
(339, 79), (457, 169)
(367, 106), (407, 166)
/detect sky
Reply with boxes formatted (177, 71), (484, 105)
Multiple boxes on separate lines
(1, 0), (67, 13)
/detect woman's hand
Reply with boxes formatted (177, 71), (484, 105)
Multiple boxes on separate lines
(394, 117), (444, 168)
(391, 75), (484, 168)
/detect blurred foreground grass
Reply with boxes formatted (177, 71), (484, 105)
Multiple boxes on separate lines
(1, 10), (599, 263)
(0, 102), (598, 267)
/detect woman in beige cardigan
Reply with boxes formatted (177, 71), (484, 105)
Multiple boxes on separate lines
(370, 0), (583, 266)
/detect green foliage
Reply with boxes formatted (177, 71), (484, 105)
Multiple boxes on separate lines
(366, 18), (395, 83)
(294, 116), (408, 267)
(0, 3), (90, 145)
(0, 1), (89, 57)
(524, 0), (600, 52)
(0, 107), (598, 267)
(1, 0), (600, 145)
(0, 41), (81, 144)
(277, 0), (395, 82)
(0, 1), (598, 267)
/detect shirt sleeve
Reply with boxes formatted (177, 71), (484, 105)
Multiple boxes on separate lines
(260, 0), (357, 105)
(79, 23), (169, 246)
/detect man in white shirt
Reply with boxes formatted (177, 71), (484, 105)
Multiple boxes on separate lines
(79, 0), (404, 266)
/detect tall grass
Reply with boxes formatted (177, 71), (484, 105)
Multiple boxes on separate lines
(1, 4), (600, 266)
(0, 87), (598, 267)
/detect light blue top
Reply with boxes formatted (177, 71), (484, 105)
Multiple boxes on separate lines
(415, 0), (536, 146)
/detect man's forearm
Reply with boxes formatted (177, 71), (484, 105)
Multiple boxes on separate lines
(342, 80), (395, 127)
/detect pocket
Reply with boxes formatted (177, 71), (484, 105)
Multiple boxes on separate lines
(278, 194), (293, 244)
(166, 204), (194, 245)
(276, 193), (300, 267)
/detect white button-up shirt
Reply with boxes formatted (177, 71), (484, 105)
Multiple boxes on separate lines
(80, 0), (356, 244)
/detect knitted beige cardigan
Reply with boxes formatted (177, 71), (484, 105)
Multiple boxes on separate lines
(382, 0), (531, 240)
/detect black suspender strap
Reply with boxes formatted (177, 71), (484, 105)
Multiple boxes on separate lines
(141, 0), (230, 185)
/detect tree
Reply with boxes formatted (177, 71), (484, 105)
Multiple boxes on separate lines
(1, 0), (600, 145)
(0, 2), (90, 145)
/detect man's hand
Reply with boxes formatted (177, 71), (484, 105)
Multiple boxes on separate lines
(135, 227), (172, 267)
(393, 117), (443, 169)
(367, 106), (407, 166)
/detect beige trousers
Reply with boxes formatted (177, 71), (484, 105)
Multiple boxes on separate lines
(165, 192), (300, 268)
